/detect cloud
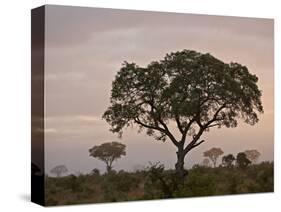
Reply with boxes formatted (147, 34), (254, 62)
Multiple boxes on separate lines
(75, 115), (102, 122)
(45, 72), (86, 81)
(46, 115), (103, 124)
(45, 5), (273, 48)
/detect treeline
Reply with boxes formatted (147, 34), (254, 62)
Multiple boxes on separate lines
(45, 144), (273, 206)
(48, 143), (263, 177)
(200, 148), (261, 169)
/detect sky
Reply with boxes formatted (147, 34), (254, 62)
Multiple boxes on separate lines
(44, 5), (274, 175)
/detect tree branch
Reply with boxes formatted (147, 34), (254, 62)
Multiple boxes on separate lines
(191, 140), (205, 149)
(184, 139), (205, 154)
(134, 117), (165, 133)
(175, 114), (184, 134)
(206, 123), (221, 128)
(158, 119), (179, 147)
(184, 127), (205, 154)
(183, 104), (227, 154)
(145, 101), (180, 147)
(134, 117), (179, 147)
(180, 118), (196, 144)
(204, 103), (226, 127)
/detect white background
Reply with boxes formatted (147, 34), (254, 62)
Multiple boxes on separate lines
(0, 0), (279, 211)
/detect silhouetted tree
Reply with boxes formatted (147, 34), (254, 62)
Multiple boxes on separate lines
(103, 49), (263, 180)
(50, 165), (68, 177)
(203, 147), (224, 167)
(244, 149), (261, 164)
(236, 152), (251, 168)
(91, 168), (100, 176)
(89, 141), (126, 173)
(222, 154), (235, 168)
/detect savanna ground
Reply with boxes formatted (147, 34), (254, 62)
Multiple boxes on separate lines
(45, 161), (273, 206)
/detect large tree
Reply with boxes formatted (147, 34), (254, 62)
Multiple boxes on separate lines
(89, 141), (126, 173)
(103, 50), (263, 179)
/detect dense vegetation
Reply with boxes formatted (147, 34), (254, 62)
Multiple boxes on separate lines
(45, 161), (273, 206)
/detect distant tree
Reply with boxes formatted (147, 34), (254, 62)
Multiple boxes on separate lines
(91, 168), (100, 176)
(103, 49), (263, 180)
(50, 165), (68, 177)
(89, 141), (126, 173)
(236, 152), (251, 168)
(203, 147), (224, 167)
(222, 154), (235, 168)
(202, 158), (210, 167)
(244, 149), (261, 164)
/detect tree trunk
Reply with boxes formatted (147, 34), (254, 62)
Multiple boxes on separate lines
(106, 164), (112, 173)
(175, 147), (188, 183)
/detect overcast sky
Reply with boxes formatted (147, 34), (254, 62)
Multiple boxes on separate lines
(44, 5), (274, 175)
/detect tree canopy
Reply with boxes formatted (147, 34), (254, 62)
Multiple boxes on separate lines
(50, 165), (68, 177)
(236, 152), (251, 168)
(103, 49), (263, 177)
(203, 147), (224, 167)
(222, 154), (236, 168)
(89, 141), (126, 172)
(244, 149), (261, 164)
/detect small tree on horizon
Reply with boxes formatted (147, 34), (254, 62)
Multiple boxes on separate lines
(222, 154), (236, 168)
(91, 168), (100, 176)
(50, 165), (68, 177)
(203, 147), (224, 167)
(236, 152), (251, 168)
(244, 149), (261, 164)
(89, 141), (126, 173)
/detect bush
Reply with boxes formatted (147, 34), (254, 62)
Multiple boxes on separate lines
(143, 163), (180, 199)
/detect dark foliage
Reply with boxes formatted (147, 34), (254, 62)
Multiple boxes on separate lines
(143, 163), (179, 199)
(103, 49), (263, 178)
(222, 154), (236, 168)
(236, 152), (251, 168)
(89, 142), (126, 172)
